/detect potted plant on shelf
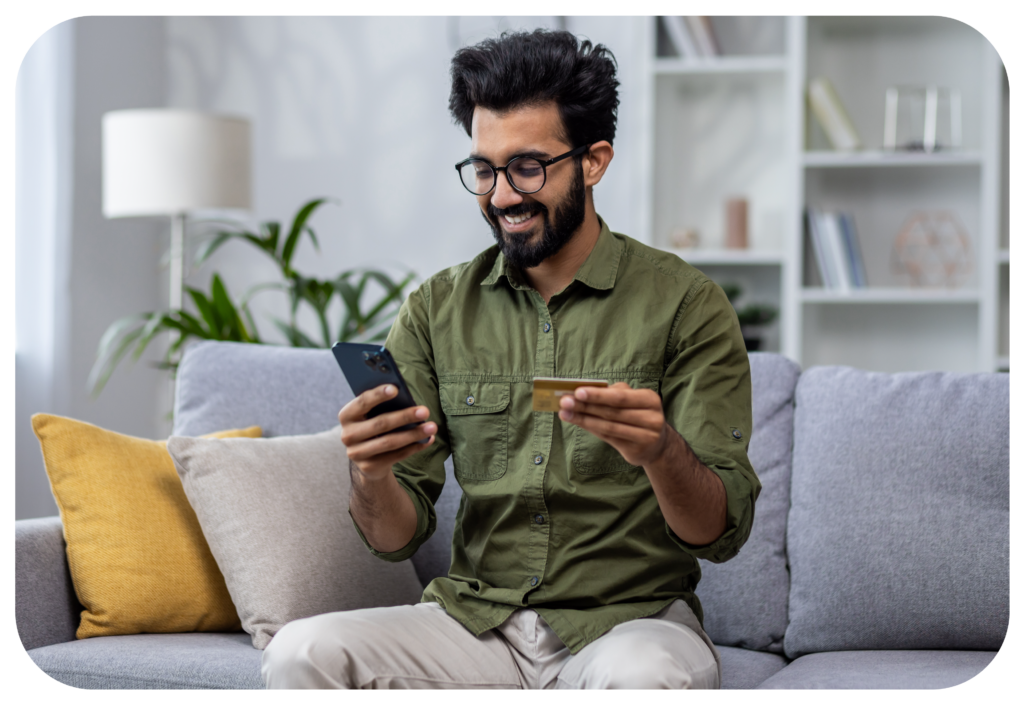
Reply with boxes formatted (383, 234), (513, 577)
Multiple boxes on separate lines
(721, 283), (778, 352)
(88, 198), (416, 396)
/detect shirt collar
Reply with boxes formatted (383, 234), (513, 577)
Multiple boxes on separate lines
(480, 216), (623, 291)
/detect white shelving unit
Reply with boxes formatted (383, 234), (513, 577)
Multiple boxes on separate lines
(640, 16), (1008, 373)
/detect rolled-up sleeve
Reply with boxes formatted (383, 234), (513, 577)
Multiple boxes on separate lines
(660, 279), (760, 564)
(349, 283), (451, 562)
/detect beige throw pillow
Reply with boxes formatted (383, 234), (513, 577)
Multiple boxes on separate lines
(167, 426), (424, 649)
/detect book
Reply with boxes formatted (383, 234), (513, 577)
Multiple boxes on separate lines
(807, 209), (835, 288)
(808, 77), (861, 151)
(838, 213), (868, 288)
(808, 209), (868, 290)
(662, 16), (699, 58)
(820, 212), (852, 291)
(685, 16), (720, 57)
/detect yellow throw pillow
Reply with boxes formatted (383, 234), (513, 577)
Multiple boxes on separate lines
(31, 414), (261, 639)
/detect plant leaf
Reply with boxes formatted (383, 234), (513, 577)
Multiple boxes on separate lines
(304, 226), (320, 252)
(188, 287), (221, 334)
(282, 198), (328, 269)
(265, 221), (281, 260)
(362, 272), (414, 323)
(88, 316), (150, 396)
(191, 233), (234, 270)
(272, 318), (320, 348)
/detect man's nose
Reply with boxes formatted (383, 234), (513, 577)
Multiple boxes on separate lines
(490, 170), (523, 211)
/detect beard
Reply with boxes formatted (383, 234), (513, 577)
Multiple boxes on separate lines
(483, 160), (587, 270)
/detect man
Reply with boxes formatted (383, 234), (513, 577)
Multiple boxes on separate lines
(262, 28), (759, 690)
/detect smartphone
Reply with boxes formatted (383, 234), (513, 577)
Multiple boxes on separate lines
(331, 342), (426, 439)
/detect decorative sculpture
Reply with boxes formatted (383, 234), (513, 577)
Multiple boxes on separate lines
(892, 210), (972, 288)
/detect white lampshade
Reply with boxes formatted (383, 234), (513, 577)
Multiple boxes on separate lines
(102, 109), (251, 217)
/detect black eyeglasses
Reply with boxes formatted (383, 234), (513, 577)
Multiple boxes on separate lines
(455, 144), (591, 196)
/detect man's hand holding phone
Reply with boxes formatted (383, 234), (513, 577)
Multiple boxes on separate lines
(338, 385), (436, 481)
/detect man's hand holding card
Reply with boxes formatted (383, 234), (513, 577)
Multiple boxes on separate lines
(551, 380), (671, 469)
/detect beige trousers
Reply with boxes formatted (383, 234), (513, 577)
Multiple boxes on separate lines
(262, 600), (721, 689)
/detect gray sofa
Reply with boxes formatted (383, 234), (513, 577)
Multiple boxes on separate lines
(17, 341), (1009, 689)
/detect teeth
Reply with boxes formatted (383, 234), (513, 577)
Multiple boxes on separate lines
(504, 212), (533, 225)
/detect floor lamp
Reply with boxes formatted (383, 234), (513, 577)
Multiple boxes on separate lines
(102, 109), (251, 405)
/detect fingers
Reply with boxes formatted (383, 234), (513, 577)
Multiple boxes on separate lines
(346, 422), (437, 463)
(561, 409), (660, 446)
(347, 432), (436, 480)
(342, 405), (430, 444)
(339, 384), (402, 422)
(573, 383), (659, 408)
(559, 398), (662, 429)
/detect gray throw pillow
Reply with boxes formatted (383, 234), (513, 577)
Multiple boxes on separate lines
(167, 426), (424, 650)
(784, 367), (1009, 658)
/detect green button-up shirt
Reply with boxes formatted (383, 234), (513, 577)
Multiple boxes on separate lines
(357, 218), (759, 654)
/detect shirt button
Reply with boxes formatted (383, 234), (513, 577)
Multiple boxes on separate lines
(466, 395), (475, 406)
(543, 322), (551, 333)
(534, 455), (544, 465)
(530, 576), (539, 587)
(534, 514), (545, 524)
(732, 429), (743, 439)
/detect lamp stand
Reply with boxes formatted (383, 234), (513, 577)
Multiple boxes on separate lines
(167, 212), (186, 429)
(170, 212), (185, 312)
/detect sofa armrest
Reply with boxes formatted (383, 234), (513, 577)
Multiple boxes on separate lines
(15, 516), (81, 650)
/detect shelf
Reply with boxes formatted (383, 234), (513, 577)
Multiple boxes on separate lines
(999, 250), (1009, 264)
(653, 56), (787, 76)
(803, 151), (984, 169)
(997, 356), (1010, 371)
(670, 249), (786, 266)
(801, 288), (980, 304)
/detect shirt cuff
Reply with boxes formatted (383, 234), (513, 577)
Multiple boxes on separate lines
(348, 479), (433, 563)
(667, 463), (755, 564)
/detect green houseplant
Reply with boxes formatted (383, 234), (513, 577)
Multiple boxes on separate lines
(89, 198), (416, 395)
(720, 283), (778, 352)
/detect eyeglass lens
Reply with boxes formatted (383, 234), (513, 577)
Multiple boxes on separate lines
(459, 157), (546, 195)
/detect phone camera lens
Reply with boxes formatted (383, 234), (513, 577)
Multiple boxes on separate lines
(364, 359), (377, 370)
(379, 364), (390, 373)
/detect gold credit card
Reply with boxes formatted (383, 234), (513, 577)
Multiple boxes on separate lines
(532, 377), (609, 412)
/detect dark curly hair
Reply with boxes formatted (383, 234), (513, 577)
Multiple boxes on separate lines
(449, 29), (620, 148)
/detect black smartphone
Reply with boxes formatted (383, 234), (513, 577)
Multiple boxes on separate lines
(331, 342), (425, 438)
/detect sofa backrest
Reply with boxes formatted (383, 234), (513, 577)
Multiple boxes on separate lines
(783, 367), (1009, 658)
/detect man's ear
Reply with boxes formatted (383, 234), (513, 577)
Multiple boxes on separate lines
(582, 141), (614, 188)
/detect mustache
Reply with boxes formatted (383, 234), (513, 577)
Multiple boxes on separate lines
(487, 202), (549, 220)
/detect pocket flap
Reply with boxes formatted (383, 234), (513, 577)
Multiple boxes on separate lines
(440, 381), (511, 415)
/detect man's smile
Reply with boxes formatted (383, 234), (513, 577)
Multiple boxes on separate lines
(501, 210), (539, 232)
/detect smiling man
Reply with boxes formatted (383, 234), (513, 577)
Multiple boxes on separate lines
(262, 29), (759, 690)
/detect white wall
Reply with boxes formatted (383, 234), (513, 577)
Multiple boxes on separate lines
(166, 17), (647, 343)
(15, 17), (167, 519)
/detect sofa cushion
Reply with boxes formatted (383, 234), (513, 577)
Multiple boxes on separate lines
(168, 427), (424, 650)
(28, 633), (263, 689)
(785, 368), (1009, 657)
(697, 352), (800, 653)
(173, 340), (351, 438)
(757, 649), (997, 689)
(716, 646), (788, 689)
(173, 340), (457, 588)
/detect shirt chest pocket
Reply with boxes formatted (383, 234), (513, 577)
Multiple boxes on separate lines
(572, 377), (661, 476)
(440, 381), (511, 482)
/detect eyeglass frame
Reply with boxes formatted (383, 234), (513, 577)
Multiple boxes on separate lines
(454, 144), (591, 196)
